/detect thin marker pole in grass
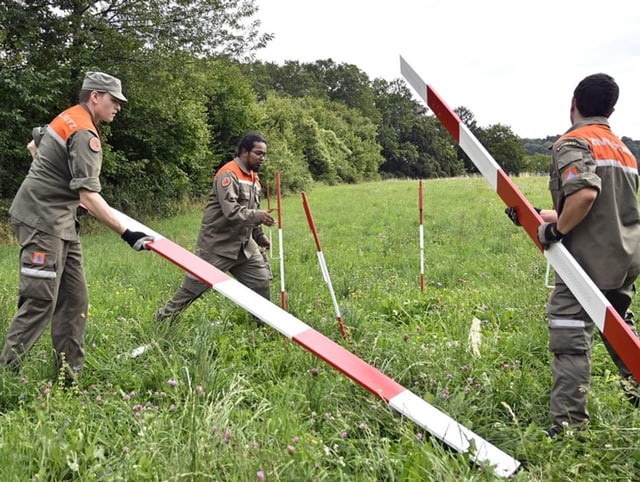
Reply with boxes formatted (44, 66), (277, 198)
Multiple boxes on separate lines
(107, 207), (519, 478)
(275, 171), (286, 310)
(266, 180), (274, 258)
(401, 55), (640, 384)
(301, 191), (348, 340)
(419, 179), (425, 293)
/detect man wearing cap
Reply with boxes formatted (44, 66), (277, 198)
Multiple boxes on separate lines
(0, 71), (153, 382)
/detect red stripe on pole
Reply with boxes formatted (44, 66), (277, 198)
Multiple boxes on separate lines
(294, 329), (405, 401)
(603, 308), (640, 363)
(301, 192), (322, 251)
(426, 85), (460, 143)
(496, 171), (544, 251)
(149, 238), (230, 286)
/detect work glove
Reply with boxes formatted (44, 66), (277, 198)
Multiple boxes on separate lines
(505, 206), (542, 227)
(121, 229), (154, 251)
(505, 207), (521, 226)
(537, 222), (563, 249)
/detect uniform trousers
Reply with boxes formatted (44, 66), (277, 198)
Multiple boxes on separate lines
(156, 246), (271, 321)
(546, 275), (637, 427)
(1, 222), (88, 379)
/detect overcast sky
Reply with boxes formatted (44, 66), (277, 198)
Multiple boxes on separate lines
(253, 0), (640, 140)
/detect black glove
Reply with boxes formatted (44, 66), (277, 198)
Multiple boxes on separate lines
(537, 222), (563, 249)
(121, 229), (154, 251)
(505, 206), (542, 227)
(505, 207), (521, 226)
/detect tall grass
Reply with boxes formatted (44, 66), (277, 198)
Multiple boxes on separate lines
(1, 177), (639, 481)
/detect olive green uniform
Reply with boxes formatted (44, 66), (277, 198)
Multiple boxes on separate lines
(547, 118), (640, 427)
(1, 104), (103, 377)
(156, 158), (270, 321)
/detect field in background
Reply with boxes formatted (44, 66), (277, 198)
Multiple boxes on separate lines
(1, 177), (639, 481)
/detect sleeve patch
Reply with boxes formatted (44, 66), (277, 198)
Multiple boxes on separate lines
(563, 165), (578, 180)
(221, 176), (231, 188)
(89, 137), (101, 153)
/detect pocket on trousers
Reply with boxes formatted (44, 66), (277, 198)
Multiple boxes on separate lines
(19, 249), (57, 301)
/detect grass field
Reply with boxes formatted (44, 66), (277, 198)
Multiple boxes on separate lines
(1, 177), (639, 481)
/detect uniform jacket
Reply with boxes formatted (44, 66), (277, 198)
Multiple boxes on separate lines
(10, 104), (103, 241)
(195, 158), (268, 259)
(550, 118), (640, 289)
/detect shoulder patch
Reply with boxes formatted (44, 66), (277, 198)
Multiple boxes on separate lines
(89, 137), (101, 153)
(555, 140), (581, 152)
(221, 176), (231, 188)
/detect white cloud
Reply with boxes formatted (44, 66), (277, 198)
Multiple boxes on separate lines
(254, 0), (640, 139)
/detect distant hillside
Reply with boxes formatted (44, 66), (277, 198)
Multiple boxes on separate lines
(521, 136), (640, 160)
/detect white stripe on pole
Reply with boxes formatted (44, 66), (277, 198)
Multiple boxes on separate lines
(389, 390), (517, 478)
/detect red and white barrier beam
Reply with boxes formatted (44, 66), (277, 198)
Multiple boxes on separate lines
(110, 208), (520, 478)
(400, 55), (640, 384)
(301, 191), (348, 340)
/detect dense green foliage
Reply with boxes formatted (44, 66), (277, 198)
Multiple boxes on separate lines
(1, 178), (639, 480)
(2, 1), (637, 221)
(2, 0), (546, 221)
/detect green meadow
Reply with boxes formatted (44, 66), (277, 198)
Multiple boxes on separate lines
(1, 177), (639, 481)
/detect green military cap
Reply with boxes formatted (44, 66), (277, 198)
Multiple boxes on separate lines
(81, 71), (127, 102)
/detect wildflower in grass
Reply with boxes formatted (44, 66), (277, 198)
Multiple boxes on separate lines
(196, 385), (205, 395)
(403, 333), (409, 341)
(465, 386), (471, 394)
(256, 470), (265, 482)
(287, 445), (295, 455)
(292, 436), (299, 443)
(123, 446), (130, 453)
(223, 429), (231, 444)
(358, 423), (366, 431)
(169, 404), (176, 411)
(341, 431), (348, 439)
(167, 379), (178, 387)
(416, 432), (423, 442)
(311, 368), (319, 377)
(460, 365), (469, 372)
(211, 425), (218, 433)
(441, 388), (450, 400)
(370, 403), (378, 411)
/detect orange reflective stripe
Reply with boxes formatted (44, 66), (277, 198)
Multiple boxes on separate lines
(560, 124), (637, 170)
(214, 160), (260, 188)
(49, 105), (98, 143)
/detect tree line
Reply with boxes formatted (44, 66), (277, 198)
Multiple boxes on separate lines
(2, 1), (637, 220)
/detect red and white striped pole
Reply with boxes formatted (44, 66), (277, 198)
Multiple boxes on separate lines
(301, 192), (348, 340)
(419, 179), (425, 293)
(275, 171), (286, 310)
(400, 55), (640, 383)
(109, 208), (520, 478)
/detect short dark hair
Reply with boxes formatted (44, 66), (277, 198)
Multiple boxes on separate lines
(573, 73), (619, 118)
(235, 131), (267, 157)
(79, 89), (92, 103)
